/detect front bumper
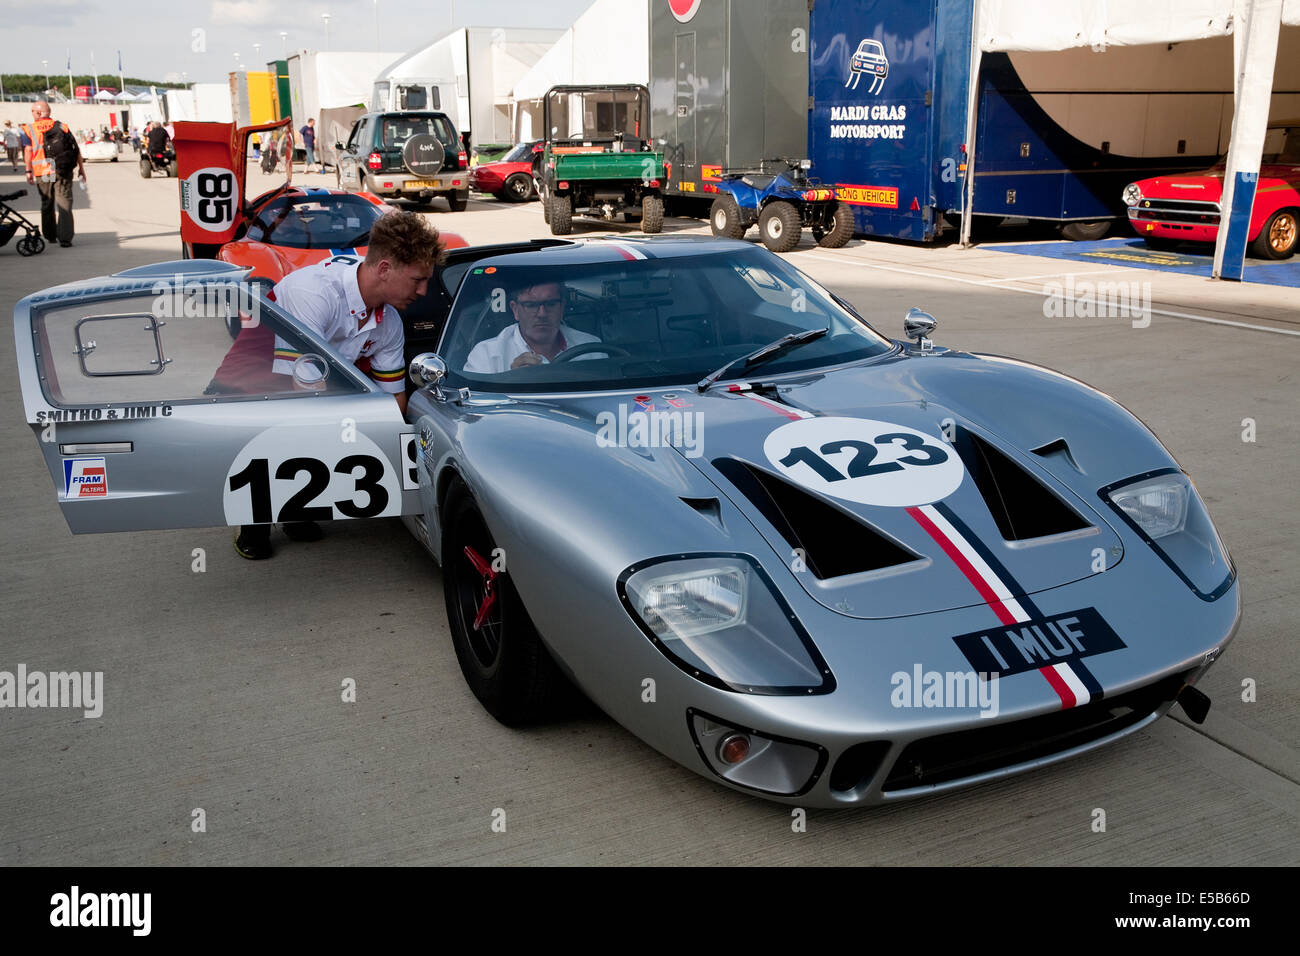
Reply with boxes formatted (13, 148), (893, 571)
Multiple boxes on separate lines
(1127, 198), (1221, 244)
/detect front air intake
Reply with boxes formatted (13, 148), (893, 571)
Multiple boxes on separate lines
(712, 458), (918, 580)
(954, 430), (1090, 541)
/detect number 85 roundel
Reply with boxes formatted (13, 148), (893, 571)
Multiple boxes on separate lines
(763, 417), (964, 507)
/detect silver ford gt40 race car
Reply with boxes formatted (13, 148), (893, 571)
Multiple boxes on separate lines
(15, 238), (1239, 807)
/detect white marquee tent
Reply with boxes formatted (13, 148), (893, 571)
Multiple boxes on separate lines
(964, 0), (1300, 279)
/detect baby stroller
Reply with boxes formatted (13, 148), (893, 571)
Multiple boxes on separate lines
(0, 190), (45, 257)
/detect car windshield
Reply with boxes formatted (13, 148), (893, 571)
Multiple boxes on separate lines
(244, 194), (385, 249)
(438, 245), (893, 393)
(382, 115), (459, 152)
(501, 142), (536, 163)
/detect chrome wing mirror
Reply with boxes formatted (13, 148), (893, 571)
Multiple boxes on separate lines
(408, 352), (448, 388)
(903, 308), (937, 352)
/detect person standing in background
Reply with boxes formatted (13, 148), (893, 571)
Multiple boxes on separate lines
(299, 117), (319, 173)
(20, 101), (86, 248)
(3, 121), (20, 171)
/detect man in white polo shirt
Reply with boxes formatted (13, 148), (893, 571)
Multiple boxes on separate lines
(235, 210), (445, 560)
(464, 279), (602, 373)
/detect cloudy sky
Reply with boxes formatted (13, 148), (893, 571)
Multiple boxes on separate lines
(3, 0), (596, 82)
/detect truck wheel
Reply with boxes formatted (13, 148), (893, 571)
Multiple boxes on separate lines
(549, 194), (573, 235)
(447, 192), (468, 212)
(1059, 220), (1110, 241)
(641, 195), (664, 234)
(139, 159), (151, 179)
(1251, 209), (1298, 260)
(167, 160), (179, 178)
(710, 197), (745, 239)
(759, 201), (801, 253)
(817, 203), (855, 248)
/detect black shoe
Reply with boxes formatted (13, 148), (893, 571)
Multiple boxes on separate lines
(281, 520), (324, 542)
(59, 241), (72, 248)
(234, 525), (273, 560)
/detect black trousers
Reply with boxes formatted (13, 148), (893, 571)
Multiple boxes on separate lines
(36, 176), (74, 244)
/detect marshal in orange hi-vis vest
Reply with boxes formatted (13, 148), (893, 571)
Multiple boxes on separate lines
(21, 118), (73, 179)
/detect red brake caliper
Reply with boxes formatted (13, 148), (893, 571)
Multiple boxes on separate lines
(463, 546), (498, 631)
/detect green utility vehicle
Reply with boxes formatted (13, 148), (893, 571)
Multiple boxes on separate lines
(536, 85), (666, 235)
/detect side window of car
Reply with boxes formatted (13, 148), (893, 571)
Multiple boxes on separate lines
(348, 118), (367, 153)
(31, 286), (367, 406)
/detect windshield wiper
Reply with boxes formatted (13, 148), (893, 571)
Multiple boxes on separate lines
(696, 327), (829, 393)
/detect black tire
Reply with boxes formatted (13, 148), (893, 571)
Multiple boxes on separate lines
(15, 237), (33, 257)
(817, 202), (855, 248)
(641, 194), (664, 234)
(501, 173), (533, 203)
(542, 188), (551, 224)
(442, 482), (567, 725)
(710, 196), (745, 239)
(549, 194), (573, 235)
(28, 235), (44, 255)
(139, 159), (151, 179)
(447, 191), (468, 212)
(110, 154), (118, 163)
(167, 160), (179, 178)
(1250, 208), (1298, 260)
(1059, 220), (1110, 241)
(759, 200), (801, 253)
(1141, 236), (1183, 252)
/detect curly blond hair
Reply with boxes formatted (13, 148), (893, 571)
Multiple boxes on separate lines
(366, 210), (445, 271)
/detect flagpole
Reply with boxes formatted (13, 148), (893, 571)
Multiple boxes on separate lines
(118, 50), (126, 105)
(67, 49), (73, 100)
(92, 51), (99, 94)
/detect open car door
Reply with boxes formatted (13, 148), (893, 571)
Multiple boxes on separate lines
(175, 117), (292, 259)
(14, 260), (421, 534)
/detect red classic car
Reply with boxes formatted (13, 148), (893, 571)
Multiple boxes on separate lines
(467, 141), (542, 202)
(1123, 120), (1300, 259)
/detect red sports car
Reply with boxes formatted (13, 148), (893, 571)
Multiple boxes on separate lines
(1123, 120), (1300, 259)
(468, 141), (542, 202)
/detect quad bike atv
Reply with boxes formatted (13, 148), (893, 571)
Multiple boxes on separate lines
(536, 85), (666, 236)
(708, 158), (854, 253)
(140, 142), (178, 178)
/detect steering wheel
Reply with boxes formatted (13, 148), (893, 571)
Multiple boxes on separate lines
(551, 342), (630, 362)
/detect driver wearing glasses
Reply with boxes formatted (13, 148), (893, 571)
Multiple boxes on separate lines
(464, 280), (603, 373)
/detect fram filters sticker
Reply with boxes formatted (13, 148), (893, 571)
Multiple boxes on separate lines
(64, 458), (107, 498)
(951, 608), (1126, 679)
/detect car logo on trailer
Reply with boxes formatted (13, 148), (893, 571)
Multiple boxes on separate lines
(668, 0), (702, 24)
(847, 38), (889, 94)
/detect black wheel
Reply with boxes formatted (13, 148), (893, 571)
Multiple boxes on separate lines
(28, 235), (45, 255)
(1059, 220), (1110, 241)
(710, 196), (745, 239)
(817, 202), (855, 248)
(549, 194), (573, 235)
(139, 159), (151, 179)
(110, 153), (118, 163)
(501, 173), (532, 203)
(167, 160), (179, 178)
(641, 194), (664, 234)
(1251, 208), (1298, 260)
(15, 237), (33, 257)
(447, 191), (468, 212)
(442, 482), (567, 725)
(759, 200), (801, 252)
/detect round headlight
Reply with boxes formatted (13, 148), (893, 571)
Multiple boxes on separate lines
(1122, 183), (1142, 207)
